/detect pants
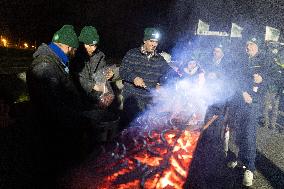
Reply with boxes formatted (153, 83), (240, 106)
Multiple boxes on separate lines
(234, 102), (260, 171)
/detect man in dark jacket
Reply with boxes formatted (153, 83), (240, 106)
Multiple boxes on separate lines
(229, 37), (280, 187)
(71, 26), (114, 108)
(119, 28), (170, 126)
(26, 25), (91, 186)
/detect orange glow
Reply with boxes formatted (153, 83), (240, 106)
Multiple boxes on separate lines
(69, 128), (201, 189)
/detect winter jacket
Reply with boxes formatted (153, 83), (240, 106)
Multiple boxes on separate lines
(119, 47), (170, 106)
(27, 43), (88, 127)
(70, 47), (106, 105)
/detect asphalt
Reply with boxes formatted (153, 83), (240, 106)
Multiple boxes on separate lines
(184, 124), (284, 189)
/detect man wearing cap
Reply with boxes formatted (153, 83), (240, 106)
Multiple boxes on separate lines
(227, 36), (280, 186)
(27, 25), (91, 186)
(203, 44), (234, 145)
(71, 26), (114, 108)
(119, 27), (170, 126)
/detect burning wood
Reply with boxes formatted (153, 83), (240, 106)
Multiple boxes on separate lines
(66, 114), (217, 189)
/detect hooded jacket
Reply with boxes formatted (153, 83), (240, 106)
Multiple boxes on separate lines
(27, 43), (87, 127)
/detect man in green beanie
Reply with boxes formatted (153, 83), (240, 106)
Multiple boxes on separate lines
(26, 25), (93, 187)
(71, 26), (115, 108)
(119, 27), (171, 126)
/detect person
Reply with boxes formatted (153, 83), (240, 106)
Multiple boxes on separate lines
(205, 44), (233, 80)
(70, 26), (114, 109)
(119, 27), (171, 126)
(228, 36), (280, 186)
(180, 56), (205, 87)
(26, 25), (93, 187)
(203, 44), (234, 145)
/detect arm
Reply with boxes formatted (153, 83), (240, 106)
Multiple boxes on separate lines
(30, 61), (88, 127)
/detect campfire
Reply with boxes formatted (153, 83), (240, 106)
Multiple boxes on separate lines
(66, 113), (217, 189)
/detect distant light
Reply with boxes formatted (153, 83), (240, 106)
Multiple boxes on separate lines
(1, 38), (7, 47)
(24, 43), (28, 48)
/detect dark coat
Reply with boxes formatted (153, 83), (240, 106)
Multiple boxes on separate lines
(237, 52), (280, 104)
(70, 46), (106, 105)
(119, 47), (170, 120)
(27, 43), (88, 127)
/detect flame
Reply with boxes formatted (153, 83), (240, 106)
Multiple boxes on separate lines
(69, 128), (201, 189)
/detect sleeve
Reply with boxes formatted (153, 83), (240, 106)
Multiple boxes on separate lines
(119, 51), (137, 83)
(158, 60), (173, 85)
(97, 52), (107, 70)
(78, 69), (94, 93)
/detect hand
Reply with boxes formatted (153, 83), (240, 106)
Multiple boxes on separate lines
(208, 72), (217, 79)
(105, 69), (114, 80)
(93, 83), (106, 92)
(156, 83), (161, 91)
(134, 77), (146, 88)
(242, 91), (253, 104)
(253, 73), (262, 84)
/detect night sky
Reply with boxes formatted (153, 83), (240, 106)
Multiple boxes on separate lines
(1, 0), (284, 57)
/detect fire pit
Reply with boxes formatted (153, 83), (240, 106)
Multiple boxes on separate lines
(63, 113), (217, 189)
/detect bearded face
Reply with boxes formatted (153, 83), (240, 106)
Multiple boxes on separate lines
(67, 47), (77, 59)
(84, 44), (97, 56)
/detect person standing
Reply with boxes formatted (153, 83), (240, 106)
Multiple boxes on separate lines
(71, 26), (114, 108)
(26, 25), (91, 187)
(229, 37), (280, 186)
(119, 27), (170, 125)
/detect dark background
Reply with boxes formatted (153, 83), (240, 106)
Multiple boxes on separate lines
(1, 0), (284, 57)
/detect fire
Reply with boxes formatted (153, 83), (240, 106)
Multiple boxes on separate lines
(67, 116), (217, 189)
(68, 129), (200, 189)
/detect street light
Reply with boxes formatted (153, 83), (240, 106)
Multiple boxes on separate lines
(1, 38), (7, 47)
(24, 42), (28, 48)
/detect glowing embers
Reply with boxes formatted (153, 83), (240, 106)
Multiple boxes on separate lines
(68, 125), (200, 189)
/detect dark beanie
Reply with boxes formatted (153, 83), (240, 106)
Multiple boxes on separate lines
(143, 27), (160, 41)
(52, 25), (79, 48)
(78, 26), (100, 45)
(247, 36), (262, 47)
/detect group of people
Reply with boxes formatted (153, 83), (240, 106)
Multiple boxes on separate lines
(26, 24), (283, 187)
(26, 25), (116, 187)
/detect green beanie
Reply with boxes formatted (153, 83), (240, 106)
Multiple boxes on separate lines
(247, 36), (262, 47)
(78, 26), (100, 45)
(143, 27), (160, 41)
(52, 25), (79, 48)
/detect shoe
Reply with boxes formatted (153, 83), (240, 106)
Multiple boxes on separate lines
(243, 169), (254, 186)
(227, 161), (238, 169)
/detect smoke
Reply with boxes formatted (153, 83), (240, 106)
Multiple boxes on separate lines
(132, 67), (236, 131)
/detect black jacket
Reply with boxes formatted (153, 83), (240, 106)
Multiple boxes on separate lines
(27, 43), (88, 127)
(71, 46), (106, 105)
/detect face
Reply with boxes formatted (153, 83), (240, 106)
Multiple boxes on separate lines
(213, 48), (224, 60)
(143, 39), (158, 53)
(246, 42), (258, 57)
(84, 44), (97, 56)
(67, 46), (76, 59)
(187, 61), (197, 71)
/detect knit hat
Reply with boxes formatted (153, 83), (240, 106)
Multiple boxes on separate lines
(143, 28), (160, 41)
(78, 26), (100, 45)
(246, 36), (261, 47)
(52, 25), (79, 48)
(214, 44), (223, 50)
